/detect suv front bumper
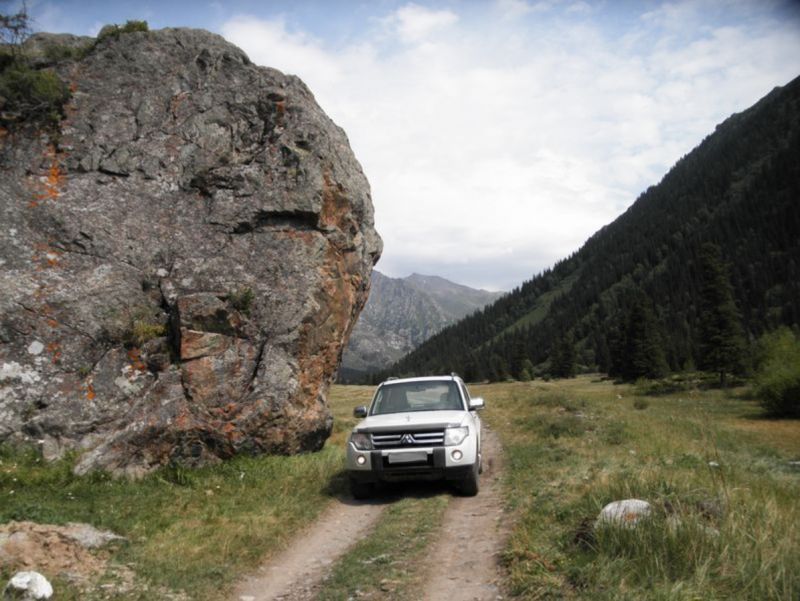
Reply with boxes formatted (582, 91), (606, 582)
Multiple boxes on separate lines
(346, 440), (478, 484)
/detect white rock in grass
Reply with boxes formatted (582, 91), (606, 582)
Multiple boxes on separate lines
(596, 499), (652, 529)
(62, 523), (124, 549)
(4, 571), (53, 600)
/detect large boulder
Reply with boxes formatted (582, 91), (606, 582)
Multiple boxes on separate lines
(0, 28), (381, 476)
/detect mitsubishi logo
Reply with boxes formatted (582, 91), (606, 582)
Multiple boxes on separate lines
(400, 433), (415, 445)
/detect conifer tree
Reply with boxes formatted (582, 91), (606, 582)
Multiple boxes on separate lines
(627, 295), (668, 379)
(696, 243), (746, 386)
(609, 290), (668, 380)
(488, 353), (509, 382)
(519, 358), (534, 381)
(549, 334), (576, 378)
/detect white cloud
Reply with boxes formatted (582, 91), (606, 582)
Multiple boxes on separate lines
(384, 3), (459, 43)
(494, 0), (536, 19)
(221, 1), (800, 291)
(566, 1), (593, 14)
(222, 16), (343, 88)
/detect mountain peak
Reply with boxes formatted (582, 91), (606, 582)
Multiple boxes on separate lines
(339, 271), (502, 381)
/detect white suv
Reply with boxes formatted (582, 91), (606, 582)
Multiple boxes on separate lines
(346, 375), (484, 498)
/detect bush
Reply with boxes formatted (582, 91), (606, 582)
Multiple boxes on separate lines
(0, 7), (70, 128)
(129, 320), (166, 347)
(96, 20), (149, 44)
(43, 42), (91, 63)
(229, 287), (255, 315)
(0, 61), (69, 126)
(102, 304), (167, 348)
(754, 327), (800, 417)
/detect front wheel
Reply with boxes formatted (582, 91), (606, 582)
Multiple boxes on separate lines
(456, 462), (480, 497)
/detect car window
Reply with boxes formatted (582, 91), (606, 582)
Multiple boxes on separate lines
(459, 382), (471, 402)
(371, 381), (464, 415)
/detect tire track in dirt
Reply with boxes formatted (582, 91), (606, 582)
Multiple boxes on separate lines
(419, 427), (509, 600)
(232, 498), (386, 600)
(233, 427), (508, 601)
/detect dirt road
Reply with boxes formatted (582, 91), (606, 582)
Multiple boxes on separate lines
(232, 498), (386, 600)
(233, 429), (508, 600)
(419, 428), (508, 600)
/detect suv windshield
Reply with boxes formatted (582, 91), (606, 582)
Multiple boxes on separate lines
(371, 381), (463, 415)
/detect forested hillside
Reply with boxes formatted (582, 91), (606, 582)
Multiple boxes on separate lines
(387, 75), (800, 382)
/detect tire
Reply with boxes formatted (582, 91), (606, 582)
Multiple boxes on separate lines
(350, 478), (373, 500)
(457, 461), (480, 497)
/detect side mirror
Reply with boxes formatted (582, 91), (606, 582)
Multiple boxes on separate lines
(353, 405), (368, 418)
(469, 397), (485, 411)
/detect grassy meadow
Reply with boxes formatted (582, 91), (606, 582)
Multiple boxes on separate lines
(1, 377), (798, 599)
(474, 376), (800, 600)
(0, 386), (372, 600)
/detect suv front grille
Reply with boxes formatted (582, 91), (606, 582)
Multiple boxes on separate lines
(371, 430), (445, 449)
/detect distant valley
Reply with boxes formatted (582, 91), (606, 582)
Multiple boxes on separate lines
(339, 272), (503, 381)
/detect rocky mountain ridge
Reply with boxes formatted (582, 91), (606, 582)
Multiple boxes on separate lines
(0, 28), (381, 475)
(339, 271), (502, 380)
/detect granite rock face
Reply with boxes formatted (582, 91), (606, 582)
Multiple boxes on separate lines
(0, 29), (381, 476)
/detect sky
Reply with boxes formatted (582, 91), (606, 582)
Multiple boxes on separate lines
(14, 0), (800, 291)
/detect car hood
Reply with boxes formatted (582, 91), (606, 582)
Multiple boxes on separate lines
(354, 410), (468, 433)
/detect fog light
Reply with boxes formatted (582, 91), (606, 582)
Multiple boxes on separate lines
(451, 450), (463, 461)
(356, 455), (367, 465)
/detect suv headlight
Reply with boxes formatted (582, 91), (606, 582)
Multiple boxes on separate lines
(350, 432), (373, 450)
(444, 426), (469, 446)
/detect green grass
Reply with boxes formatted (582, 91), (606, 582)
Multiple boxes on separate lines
(3, 378), (797, 599)
(474, 377), (800, 600)
(0, 385), (375, 599)
(317, 493), (449, 600)
(0, 446), (344, 599)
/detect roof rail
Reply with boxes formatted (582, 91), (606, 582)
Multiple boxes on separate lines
(386, 376), (399, 381)
(450, 372), (459, 378)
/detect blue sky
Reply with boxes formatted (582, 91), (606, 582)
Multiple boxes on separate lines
(17, 0), (800, 291)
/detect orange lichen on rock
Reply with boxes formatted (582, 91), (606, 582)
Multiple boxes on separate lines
(26, 144), (67, 207)
(321, 171), (354, 232)
(46, 341), (62, 363)
(34, 145), (66, 201)
(31, 243), (63, 269)
(127, 348), (147, 373)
